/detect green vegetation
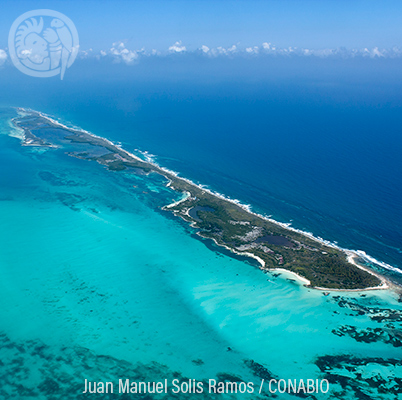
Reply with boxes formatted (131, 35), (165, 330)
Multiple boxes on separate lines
(165, 189), (381, 289)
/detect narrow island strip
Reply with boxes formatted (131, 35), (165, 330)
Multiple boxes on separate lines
(12, 108), (392, 291)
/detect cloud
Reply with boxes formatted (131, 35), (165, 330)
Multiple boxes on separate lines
(109, 41), (138, 64)
(262, 42), (271, 50)
(262, 42), (277, 52)
(79, 48), (93, 59)
(168, 41), (186, 53)
(0, 49), (7, 66)
(221, 45), (238, 55)
(206, 44), (238, 57)
(363, 47), (385, 58)
(245, 46), (259, 54)
(90, 40), (402, 65)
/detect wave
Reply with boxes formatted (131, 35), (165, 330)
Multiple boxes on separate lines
(137, 150), (157, 163)
(17, 107), (402, 277)
(354, 250), (402, 274)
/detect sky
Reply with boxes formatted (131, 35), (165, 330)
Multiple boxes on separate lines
(1, 0), (402, 87)
(1, 0), (402, 53)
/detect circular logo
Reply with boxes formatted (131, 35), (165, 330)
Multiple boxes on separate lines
(8, 9), (79, 80)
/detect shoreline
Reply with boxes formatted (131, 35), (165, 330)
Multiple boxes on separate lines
(13, 107), (398, 293)
(178, 211), (389, 292)
(162, 186), (390, 292)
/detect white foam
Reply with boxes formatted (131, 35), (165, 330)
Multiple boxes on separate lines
(138, 150), (157, 163)
(8, 118), (25, 140)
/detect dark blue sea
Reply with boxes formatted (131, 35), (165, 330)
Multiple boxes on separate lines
(2, 57), (401, 278)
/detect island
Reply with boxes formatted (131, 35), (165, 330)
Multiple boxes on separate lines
(12, 108), (387, 290)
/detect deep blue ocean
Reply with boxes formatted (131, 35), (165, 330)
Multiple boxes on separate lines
(1, 57), (401, 277)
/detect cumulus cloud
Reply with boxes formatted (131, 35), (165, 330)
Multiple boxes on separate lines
(2, 38), (402, 72)
(262, 42), (277, 52)
(169, 41), (186, 53)
(200, 45), (210, 53)
(0, 49), (7, 66)
(88, 40), (402, 65)
(364, 47), (384, 58)
(245, 46), (259, 54)
(207, 44), (238, 57)
(79, 48), (94, 59)
(109, 41), (138, 64)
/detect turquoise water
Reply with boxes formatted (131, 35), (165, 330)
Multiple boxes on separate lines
(1, 107), (402, 399)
